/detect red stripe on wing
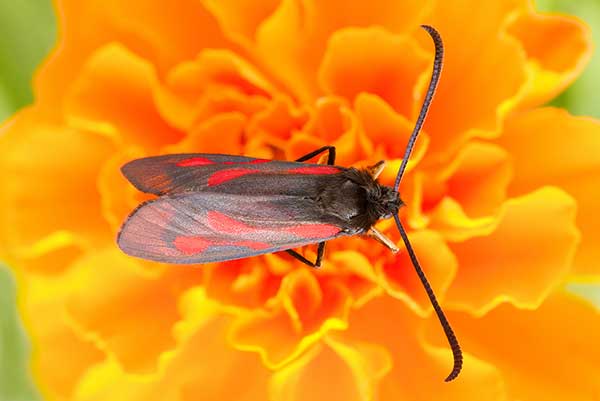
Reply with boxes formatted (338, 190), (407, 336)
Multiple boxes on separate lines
(177, 157), (214, 167)
(177, 157), (270, 167)
(173, 235), (271, 255)
(208, 211), (340, 240)
(286, 166), (340, 175)
(208, 168), (262, 186)
(233, 159), (270, 165)
(174, 236), (212, 255)
(207, 211), (259, 234)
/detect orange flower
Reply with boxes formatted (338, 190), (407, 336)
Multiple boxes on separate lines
(1, 1), (599, 400)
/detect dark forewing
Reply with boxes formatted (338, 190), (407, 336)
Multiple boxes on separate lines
(121, 153), (342, 195)
(117, 192), (345, 264)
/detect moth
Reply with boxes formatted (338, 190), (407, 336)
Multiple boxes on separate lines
(118, 25), (462, 381)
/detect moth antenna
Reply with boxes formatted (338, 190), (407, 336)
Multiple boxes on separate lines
(394, 214), (463, 382)
(391, 25), (461, 381)
(394, 25), (444, 191)
(394, 214), (463, 381)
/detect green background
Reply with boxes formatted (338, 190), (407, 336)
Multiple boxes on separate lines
(0, 0), (598, 400)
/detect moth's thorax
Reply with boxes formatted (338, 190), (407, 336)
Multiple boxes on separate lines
(318, 167), (404, 233)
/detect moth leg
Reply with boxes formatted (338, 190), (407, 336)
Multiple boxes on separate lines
(295, 146), (336, 165)
(286, 242), (326, 269)
(293, 146), (335, 266)
(367, 227), (399, 253)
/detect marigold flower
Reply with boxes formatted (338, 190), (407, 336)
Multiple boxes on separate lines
(1, 1), (599, 400)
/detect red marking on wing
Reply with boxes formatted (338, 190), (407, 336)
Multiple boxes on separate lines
(209, 211), (340, 240)
(207, 211), (260, 234)
(208, 168), (262, 186)
(173, 235), (270, 255)
(223, 159), (270, 165)
(173, 236), (212, 255)
(177, 157), (214, 167)
(177, 157), (270, 167)
(285, 224), (340, 239)
(286, 166), (340, 175)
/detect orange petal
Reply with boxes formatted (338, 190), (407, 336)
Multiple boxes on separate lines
(428, 197), (496, 242)
(345, 295), (507, 401)
(422, 142), (512, 217)
(229, 269), (351, 368)
(379, 230), (457, 316)
(354, 93), (430, 185)
(247, 96), (310, 147)
(303, 97), (352, 143)
(422, 0), (528, 160)
(97, 149), (149, 236)
(269, 337), (391, 401)
(65, 249), (201, 373)
(255, 0), (430, 101)
(64, 44), (183, 151)
(203, 258), (284, 310)
(285, 97), (365, 166)
(446, 187), (579, 315)
(156, 49), (275, 131)
(202, 0), (281, 43)
(72, 302), (270, 401)
(163, 112), (247, 155)
(36, 0), (232, 114)
(497, 108), (600, 277)
(506, 11), (593, 109)
(327, 250), (381, 308)
(0, 111), (115, 271)
(441, 292), (600, 400)
(285, 132), (360, 175)
(22, 273), (104, 400)
(319, 27), (430, 119)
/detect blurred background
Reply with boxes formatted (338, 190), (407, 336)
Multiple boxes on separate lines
(0, 0), (598, 400)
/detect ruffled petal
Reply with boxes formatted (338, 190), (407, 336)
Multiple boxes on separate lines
(72, 292), (270, 401)
(0, 111), (115, 271)
(446, 187), (579, 315)
(319, 27), (430, 118)
(248, 96), (310, 148)
(202, 0), (281, 43)
(354, 93), (430, 184)
(163, 113), (247, 155)
(441, 291), (600, 401)
(64, 44), (183, 151)
(421, 0), (528, 160)
(255, 0), (430, 101)
(421, 142), (512, 217)
(21, 272), (105, 399)
(153, 49), (276, 137)
(497, 108), (600, 277)
(379, 230), (457, 316)
(229, 269), (351, 368)
(65, 249), (201, 373)
(288, 97), (359, 165)
(506, 11), (593, 109)
(345, 295), (507, 401)
(35, 0), (233, 114)
(269, 337), (391, 401)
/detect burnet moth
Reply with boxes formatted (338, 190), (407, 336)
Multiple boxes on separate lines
(118, 25), (462, 381)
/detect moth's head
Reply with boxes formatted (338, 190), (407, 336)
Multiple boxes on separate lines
(372, 185), (403, 219)
(366, 161), (404, 219)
